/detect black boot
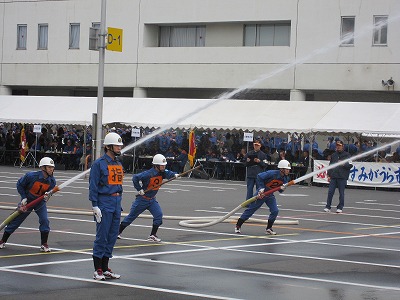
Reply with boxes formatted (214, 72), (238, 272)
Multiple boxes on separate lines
(102, 256), (121, 279)
(93, 255), (105, 280)
(40, 231), (51, 252)
(1, 231), (11, 243)
(266, 219), (275, 230)
(93, 255), (102, 271)
(119, 223), (127, 235)
(102, 256), (109, 272)
(266, 219), (277, 235)
(40, 231), (49, 245)
(236, 218), (245, 228)
(150, 224), (159, 236)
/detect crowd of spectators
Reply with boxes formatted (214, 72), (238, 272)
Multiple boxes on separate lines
(125, 130), (400, 180)
(0, 123), (91, 170)
(311, 136), (400, 164)
(133, 130), (400, 164)
(1, 123), (400, 173)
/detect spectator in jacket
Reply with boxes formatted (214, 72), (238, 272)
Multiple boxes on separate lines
(324, 140), (353, 214)
(244, 140), (267, 200)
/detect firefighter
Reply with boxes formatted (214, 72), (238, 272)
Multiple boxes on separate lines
(89, 132), (124, 281)
(235, 159), (291, 235)
(118, 154), (179, 242)
(0, 157), (57, 252)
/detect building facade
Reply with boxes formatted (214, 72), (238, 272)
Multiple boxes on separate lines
(0, 0), (399, 102)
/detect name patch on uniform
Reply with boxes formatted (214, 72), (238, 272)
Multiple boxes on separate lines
(266, 179), (283, 189)
(30, 181), (51, 197)
(107, 165), (124, 185)
(148, 176), (163, 191)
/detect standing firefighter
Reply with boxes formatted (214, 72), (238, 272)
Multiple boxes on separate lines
(118, 154), (179, 242)
(235, 159), (291, 235)
(89, 132), (124, 281)
(0, 157), (56, 252)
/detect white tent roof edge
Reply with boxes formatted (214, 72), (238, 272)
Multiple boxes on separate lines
(0, 95), (399, 135)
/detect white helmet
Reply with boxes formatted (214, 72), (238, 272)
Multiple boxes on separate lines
(277, 159), (291, 170)
(152, 154), (167, 165)
(103, 132), (123, 146)
(39, 157), (55, 167)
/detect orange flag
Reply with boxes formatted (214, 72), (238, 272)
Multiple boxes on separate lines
(20, 127), (28, 162)
(188, 130), (196, 167)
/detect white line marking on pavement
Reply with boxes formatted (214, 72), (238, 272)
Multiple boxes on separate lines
(126, 257), (400, 292)
(279, 194), (308, 197)
(304, 240), (400, 253)
(307, 204), (400, 217)
(224, 246), (400, 269)
(355, 201), (400, 207)
(2, 221), (400, 293)
(0, 193), (17, 197)
(174, 208), (400, 228)
(0, 268), (239, 300)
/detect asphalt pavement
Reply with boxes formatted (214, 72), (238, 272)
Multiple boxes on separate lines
(0, 166), (399, 300)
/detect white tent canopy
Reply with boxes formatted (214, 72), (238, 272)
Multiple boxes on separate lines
(0, 96), (96, 126)
(1, 95), (399, 135)
(312, 102), (400, 135)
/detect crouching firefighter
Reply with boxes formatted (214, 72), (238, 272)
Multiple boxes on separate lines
(235, 159), (291, 235)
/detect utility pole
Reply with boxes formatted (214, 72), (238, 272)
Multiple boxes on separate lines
(95, 0), (107, 160)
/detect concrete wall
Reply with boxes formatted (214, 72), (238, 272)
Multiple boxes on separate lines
(0, 0), (398, 99)
(0, 0), (139, 88)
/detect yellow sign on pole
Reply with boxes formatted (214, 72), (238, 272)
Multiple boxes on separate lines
(107, 27), (123, 52)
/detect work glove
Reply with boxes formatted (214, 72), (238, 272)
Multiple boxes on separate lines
(21, 198), (28, 206)
(93, 206), (102, 223)
(43, 191), (52, 202)
(138, 189), (145, 195)
(18, 198), (28, 212)
(174, 174), (180, 179)
(280, 184), (287, 192)
(257, 188), (265, 199)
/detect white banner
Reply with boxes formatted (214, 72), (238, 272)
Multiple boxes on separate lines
(313, 160), (400, 188)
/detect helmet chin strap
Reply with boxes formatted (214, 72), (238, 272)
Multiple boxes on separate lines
(41, 167), (53, 178)
(107, 145), (121, 157)
(155, 165), (164, 172)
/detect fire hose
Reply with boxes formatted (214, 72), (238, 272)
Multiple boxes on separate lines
(0, 186), (60, 231)
(178, 186), (296, 228)
(178, 139), (400, 228)
(0, 166), (202, 231)
(0, 167), (92, 232)
(1, 140), (398, 231)
(140, 165), (201, 195)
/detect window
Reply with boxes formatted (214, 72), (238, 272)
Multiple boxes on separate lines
(38, 23), (48, 49)
(17, 24), (27, 50)
(69, 23), (80, 49)
(244, 23), (291, 46)
(159, 26), (205, 47)
(373, 15), (388, 45)
(340, 17), (355, 45)
(89, 22), (100, 50)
